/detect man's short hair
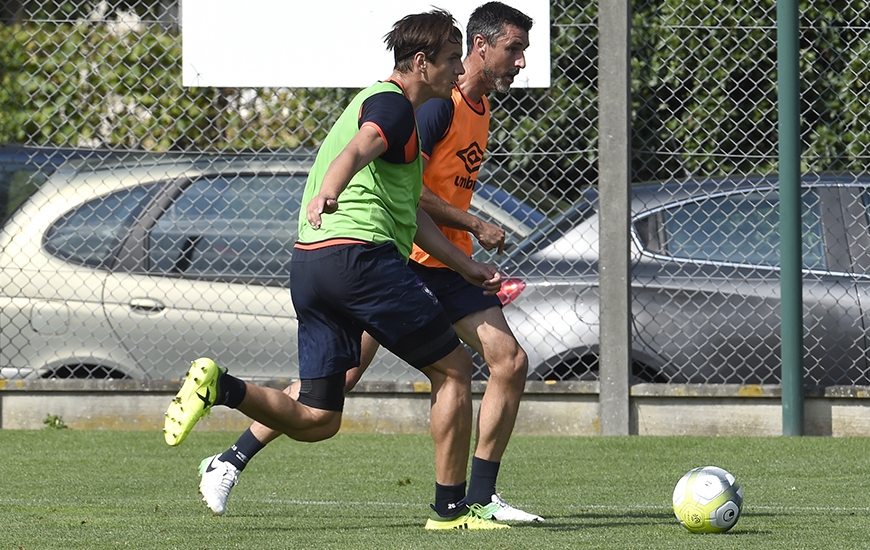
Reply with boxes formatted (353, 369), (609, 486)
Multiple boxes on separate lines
(466, 1), (534, 52)
(384, 8), (463, 73)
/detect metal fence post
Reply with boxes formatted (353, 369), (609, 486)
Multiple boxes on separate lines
(778, 0), (804, 436)
(598, 0), (632, 435)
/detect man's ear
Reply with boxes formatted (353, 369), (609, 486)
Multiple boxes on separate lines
(473, 34), (487, 56)
(413, 51), (428, 73)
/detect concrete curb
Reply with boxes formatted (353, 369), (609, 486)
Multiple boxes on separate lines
(2, 379), (869, 436)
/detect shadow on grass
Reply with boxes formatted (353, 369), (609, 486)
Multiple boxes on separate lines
(436, 508), (668, 531)
(216, 508), (424, 531)
(173, 506), (781, 539)
(529, 509), (770, 536)
(213, 506), (782, 535)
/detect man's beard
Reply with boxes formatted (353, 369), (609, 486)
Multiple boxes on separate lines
(483, 67), (517, 93)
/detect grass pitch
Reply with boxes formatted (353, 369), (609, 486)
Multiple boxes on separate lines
(2, 430), (868, 549)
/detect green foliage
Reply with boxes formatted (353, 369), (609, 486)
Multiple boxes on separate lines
(494, 0), (870, 192)
(489, 1), (599, 202)
(2, 0), (870, 197)
(0, 21), (356, 151)
(43, 414), (68, 429)
(632, 0), (870, 180)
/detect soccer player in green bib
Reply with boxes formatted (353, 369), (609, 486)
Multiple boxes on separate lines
(164, 8), (508, 530)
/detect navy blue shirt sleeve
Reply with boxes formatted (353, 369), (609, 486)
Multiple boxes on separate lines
(416, 97), (454, 158)
(359, 91), (418, 164)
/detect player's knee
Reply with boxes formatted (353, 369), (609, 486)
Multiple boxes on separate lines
(313, 412), (342, 439)
(344, 365), (365, 393)
(284, 383), (299, 400)
(293, 409), (342, 442)
(488, 344), (528, 385)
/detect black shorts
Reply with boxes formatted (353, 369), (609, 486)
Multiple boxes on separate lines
(290, 242), (459, 380)
(407, 261), (502, 324)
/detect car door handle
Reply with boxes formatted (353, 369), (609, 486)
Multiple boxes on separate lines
(129, 298), (166, 314)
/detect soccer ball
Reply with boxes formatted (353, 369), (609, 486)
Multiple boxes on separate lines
(672, 466), (743, 533)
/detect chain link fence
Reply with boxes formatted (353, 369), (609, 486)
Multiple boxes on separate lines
(1, 0), (869, 388)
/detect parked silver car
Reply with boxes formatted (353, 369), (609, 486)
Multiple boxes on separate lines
(11, 147), (861, 387)
(0, 149), (541, 381)
(499, 173), (870, 387)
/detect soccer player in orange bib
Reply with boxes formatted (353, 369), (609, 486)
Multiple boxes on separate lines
(197, 2), (540, 523)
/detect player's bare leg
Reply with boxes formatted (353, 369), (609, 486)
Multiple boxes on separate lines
(419, 343), (507, 529)
(455, 307), (526, 463)
(420, 345), (474, 487)
(244, 331), (381, 445)
(198, 332), (374, 514)
(234, 384), (343, 442)
(453, 306), (542, 521)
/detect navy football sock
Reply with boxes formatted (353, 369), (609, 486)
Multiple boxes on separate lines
(216, 372), (246, 408)
(466, 456), (500, 505)
(434, 481), (467, 518)
(218, 428), (266, 471)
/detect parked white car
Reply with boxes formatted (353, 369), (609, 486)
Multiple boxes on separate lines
(0, 147), (541, 381)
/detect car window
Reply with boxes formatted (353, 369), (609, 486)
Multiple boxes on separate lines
(1, 147), (126, 228)
(148, 173), (305, 279)
(0, 164), (51, 228)
(640, 189), (826, 269)
(44, 184), (160, 268)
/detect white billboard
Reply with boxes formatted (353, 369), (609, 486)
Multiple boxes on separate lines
(182, 0), (550, 88)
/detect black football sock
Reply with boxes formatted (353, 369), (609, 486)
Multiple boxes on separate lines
(466, 456), (500, 505)
(216, 371), (246, 408)
(218, 428), (265, 471)
(433, 481), (467, 518)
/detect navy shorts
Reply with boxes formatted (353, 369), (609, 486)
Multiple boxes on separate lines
(290, 242), (459, 380)
(407, 261), (502, 324)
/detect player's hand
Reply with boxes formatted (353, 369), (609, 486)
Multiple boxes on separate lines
(460, 260), (503, 296)
(306, 194), (338, 229)
(474, 221), (506, 254)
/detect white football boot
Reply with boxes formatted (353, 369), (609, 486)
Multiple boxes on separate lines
(198, 454), (239, 515)
(480, 493), (544, 522)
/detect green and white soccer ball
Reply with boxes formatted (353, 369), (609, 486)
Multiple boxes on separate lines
(672, 466), (743, 533)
